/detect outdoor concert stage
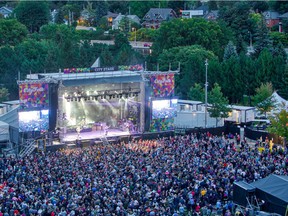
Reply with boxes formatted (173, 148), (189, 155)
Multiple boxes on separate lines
(62, 128), (131, 142)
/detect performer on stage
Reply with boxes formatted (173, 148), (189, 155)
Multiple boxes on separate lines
(76, 126), (81, 139)
(104, 125), (109, 136)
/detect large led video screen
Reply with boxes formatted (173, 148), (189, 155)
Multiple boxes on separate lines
(19, 110), (49, 132)
(152, 99), (177, 119)
(19, 83), (49, 109)
(150, 74), (175, 97)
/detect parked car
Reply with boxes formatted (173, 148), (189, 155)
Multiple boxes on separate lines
(144, 43), (151, 47)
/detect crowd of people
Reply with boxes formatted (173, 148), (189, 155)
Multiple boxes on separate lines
(0, 133), (287, 216)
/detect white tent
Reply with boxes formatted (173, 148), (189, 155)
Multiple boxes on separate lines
(271, 91), (288, 113)
(0, 121), (9, 142)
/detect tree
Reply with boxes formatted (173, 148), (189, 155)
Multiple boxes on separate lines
(253, 17), (272, 57)
(0, 19), (28, 46)
(0, 87), (9, 102)
(94, 1), (108, 25)
(267, 109), (288, 146)
(208, 83), (231, 127)
(39, 24), (79, 68)
(218, 2), (254, 53)
(253, 82), (276, 117)
(223, 41), (238, 60)
(153, 18), (231, 58)
(157, 45), (216, 99)
(14, 1), (50, 32)
(188, 83), (204, 101)
(114, 32), (131, 50)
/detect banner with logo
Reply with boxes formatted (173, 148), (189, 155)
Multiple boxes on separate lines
(150, 74), (175, 97)
(19, 83), (49, 109)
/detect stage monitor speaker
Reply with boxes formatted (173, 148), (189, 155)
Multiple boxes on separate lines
(233, 181), (255, 207)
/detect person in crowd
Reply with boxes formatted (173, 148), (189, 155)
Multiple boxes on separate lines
(0, 133), (287, 215)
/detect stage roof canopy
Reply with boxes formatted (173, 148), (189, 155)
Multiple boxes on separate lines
(25, 71), (144, 86)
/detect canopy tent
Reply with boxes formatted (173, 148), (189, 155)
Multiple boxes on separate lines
(251, 174), (288, 215)
(0, 120), (9, 142)
(271, 91), (288, 113)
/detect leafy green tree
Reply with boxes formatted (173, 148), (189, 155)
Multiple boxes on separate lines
(39, 24), (79, 68)
(157, 45), (216, 99)
(108, 1), (129, 14)
(208, 83), (231, 127)
(153, 18), (231, 58)
(267, 109), (288, 145)
(129, 1), (168, 19)
(223, 41), (238, 60)
(94, 1), (108, 25)
(61, 3), (82, 26)
(253, 18), (272, 58)
(14, 1), (50, 32)
(252, 1), (269, 13)
(0, 19), (28, 46)
(253, 82), (276, 117)
(100, 46), (114, 66)
(114, 32), (131, 50)
(0, 46), (20, 98)
(118, 15), (130, 35)
(277, 66), (288, 100)
(220, 56), (243, 103)
(218, 1), (254, 53)
(0, 87), (9, 102)
(188, 83), (204, 101)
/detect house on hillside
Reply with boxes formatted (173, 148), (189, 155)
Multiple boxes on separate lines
(263, 11), (280, 28)
(142, 8), (177, 29)
(0, 6), (13, 18)
(105, 11), (119, 27)
(204, 10), (219, 21)
(112, 14), (140, 30)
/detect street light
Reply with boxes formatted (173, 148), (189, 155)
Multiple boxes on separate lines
(132, 27), (137, 46)
(205, 59), (208, 128)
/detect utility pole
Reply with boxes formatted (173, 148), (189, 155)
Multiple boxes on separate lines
(205, 59), (208, 128)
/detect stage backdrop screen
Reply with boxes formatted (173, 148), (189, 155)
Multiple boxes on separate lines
(19, 110), (49, 132)
(19, 83), (49, 109)
(152, 99), (177, 119)
(150, 74), (175, 97)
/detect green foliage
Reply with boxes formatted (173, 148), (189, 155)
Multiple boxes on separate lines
(223, 41), (238, 60)
(270, 32), (288, 47)
(253, 18), (272, 58)
(14, 1), (50, 32)
(218, 2), (254, 53)
(188, 83), (204, 101)
(129, 28), (157, 42)
(94, 1), (108, 25)
(267, 109), (288, 144)
(114, 32), (131, 50)
(208, 83), (231, 126)
(157, 45), (216, 99)
(0, 87), (9, 102)
(153, 18), (231, 58)
(0, 19), (28, 46)
(129, 1), (168, 19)
(253, 82), (276, 116)
(118, 15), (130, 35)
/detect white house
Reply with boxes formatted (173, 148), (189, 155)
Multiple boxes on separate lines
(112, 14), (140, 30)
(0, 6), (13, 18)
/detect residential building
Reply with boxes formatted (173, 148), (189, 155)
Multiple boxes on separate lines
(204, 10), (219, 21)
(142, 8), (177, 29)
(105, 11), (119, 27)
(263, 11), (280, 28)
(0, 6), (13, 18)
(112, 14), (140, 30)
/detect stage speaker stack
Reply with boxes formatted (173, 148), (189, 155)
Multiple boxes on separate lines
(233, 181), (256, 207)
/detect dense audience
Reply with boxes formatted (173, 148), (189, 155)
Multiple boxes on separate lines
(0, 133), (287, 216)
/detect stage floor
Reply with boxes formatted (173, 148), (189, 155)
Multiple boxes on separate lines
(62, 129), (131, 142)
